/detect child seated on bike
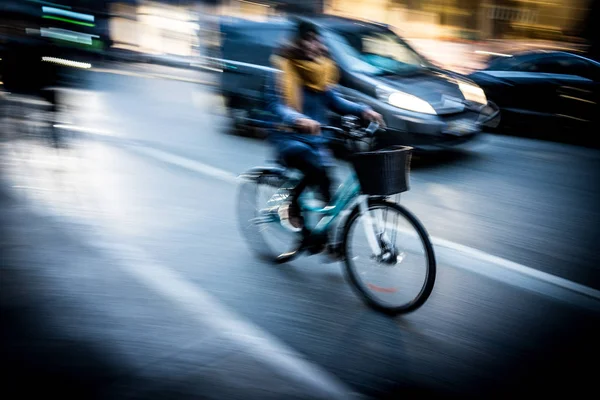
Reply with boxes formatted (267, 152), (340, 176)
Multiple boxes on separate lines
(265, 18), (384, 253)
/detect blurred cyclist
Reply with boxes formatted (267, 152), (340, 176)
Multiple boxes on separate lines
(265, 18), (384, 253)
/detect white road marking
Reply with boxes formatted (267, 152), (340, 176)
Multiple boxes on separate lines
(100, 242), (358, 400)
(431, 237), (600, 300)
(129, 145), (239, 184)
(54, 124), (113, 136)
(12, 185), (53, 191)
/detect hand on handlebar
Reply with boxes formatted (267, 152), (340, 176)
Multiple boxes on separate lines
(295, 118), (321, 135)
(362, 109), (385, 128)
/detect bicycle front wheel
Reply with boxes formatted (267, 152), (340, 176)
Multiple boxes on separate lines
(343, 198), (436, 315)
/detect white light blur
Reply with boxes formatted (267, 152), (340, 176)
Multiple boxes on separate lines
(240, 0), (271, 7)
(42, 6), (95, 22)
(42, 57), (92, 69)
(474, 50), (512, 57)
(388, 91), (436, 115)
(143, 15), (199, 32)
(41, 28), (99, 45)
(458, 83), (487, 105)
(53, 124), (112, 135)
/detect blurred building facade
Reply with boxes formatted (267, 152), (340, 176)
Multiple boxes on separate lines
(327, 0), (593, 42)
(206, 0), (594, 43)
(17, 0), (590, 61)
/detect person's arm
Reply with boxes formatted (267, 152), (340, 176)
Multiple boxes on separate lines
(265, 71), (306, 126)
(325, 86), (385, 126)
(324, 87), (369, 117)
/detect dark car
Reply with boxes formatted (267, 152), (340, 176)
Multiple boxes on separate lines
(468, 50), (600, 136)
(217, 16), (500, 152)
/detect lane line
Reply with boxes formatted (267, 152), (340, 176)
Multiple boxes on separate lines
(101, 242), (358, 400)
(129, 145), (239, 184)
(431, 237), (600, 301)
(113, 138), (600, 302)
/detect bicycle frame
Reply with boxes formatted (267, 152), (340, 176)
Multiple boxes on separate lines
(253, 121), (392, 256)
(294, 171), (385, 257)
(297, 171), (361, 236)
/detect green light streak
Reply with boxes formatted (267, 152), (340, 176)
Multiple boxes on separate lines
(42, 16), (95, 27)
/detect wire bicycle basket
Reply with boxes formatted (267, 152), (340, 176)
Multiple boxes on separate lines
(350, 146), (413, 196)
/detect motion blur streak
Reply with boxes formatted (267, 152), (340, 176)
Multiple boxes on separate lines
(42, 6), (95, 22)
(40, 28), (99, 45)
(42, 15), (95, 27)
(474, 50), (512, 57)
(41, 56), (91, 69)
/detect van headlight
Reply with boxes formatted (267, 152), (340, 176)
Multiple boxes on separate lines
(458, 82), (487, 105)
(376, 86), (436, 115)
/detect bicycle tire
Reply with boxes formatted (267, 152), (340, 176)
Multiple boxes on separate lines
(236, 170), (301, 264)
(342, 198), (436, 315)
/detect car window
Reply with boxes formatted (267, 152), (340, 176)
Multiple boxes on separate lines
(565, 59), (599, 80)
(221, 27), (291, 66)
(333, 28), (427, 75)
(324, 31), (381, 75)
(516, 56), (592, 78)
(487, 56), (523, 70)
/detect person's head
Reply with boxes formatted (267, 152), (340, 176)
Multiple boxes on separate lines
(294, 19), (323, 60)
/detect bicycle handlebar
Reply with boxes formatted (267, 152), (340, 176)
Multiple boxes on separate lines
(244, 116), (383, 141)
(319, 121), (382, 140)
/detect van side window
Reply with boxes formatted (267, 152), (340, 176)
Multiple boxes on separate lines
(221, 28), (291, 67)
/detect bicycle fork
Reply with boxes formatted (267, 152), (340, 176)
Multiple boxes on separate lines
(359, 196), (384, 256)
(359, 196), (398, 262)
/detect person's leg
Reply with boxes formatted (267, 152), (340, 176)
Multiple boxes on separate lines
(278, 141), (314, 231)
(281, 142), (334, 252)
(283, 142), (331, 205)
(315, 168), (333, 204)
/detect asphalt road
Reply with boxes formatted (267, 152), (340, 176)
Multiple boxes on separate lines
(2, 65), (599, 399)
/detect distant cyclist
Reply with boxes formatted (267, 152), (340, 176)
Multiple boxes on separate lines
(265, 18), (384, 253)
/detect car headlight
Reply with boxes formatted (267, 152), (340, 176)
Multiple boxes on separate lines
(458, 82), (487, 105)
(376, 86), (436, 115)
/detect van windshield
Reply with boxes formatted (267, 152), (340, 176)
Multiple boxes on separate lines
(329, 29), (428, 75)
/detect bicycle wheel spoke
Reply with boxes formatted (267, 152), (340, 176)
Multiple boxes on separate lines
(344, 201), (435, 314)
(390, 211), (399, 248)
(237, 176), (300, 261)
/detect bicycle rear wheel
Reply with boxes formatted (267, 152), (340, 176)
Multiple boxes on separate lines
(237, 171), (301, 263)
(343, 198), (436, 315)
